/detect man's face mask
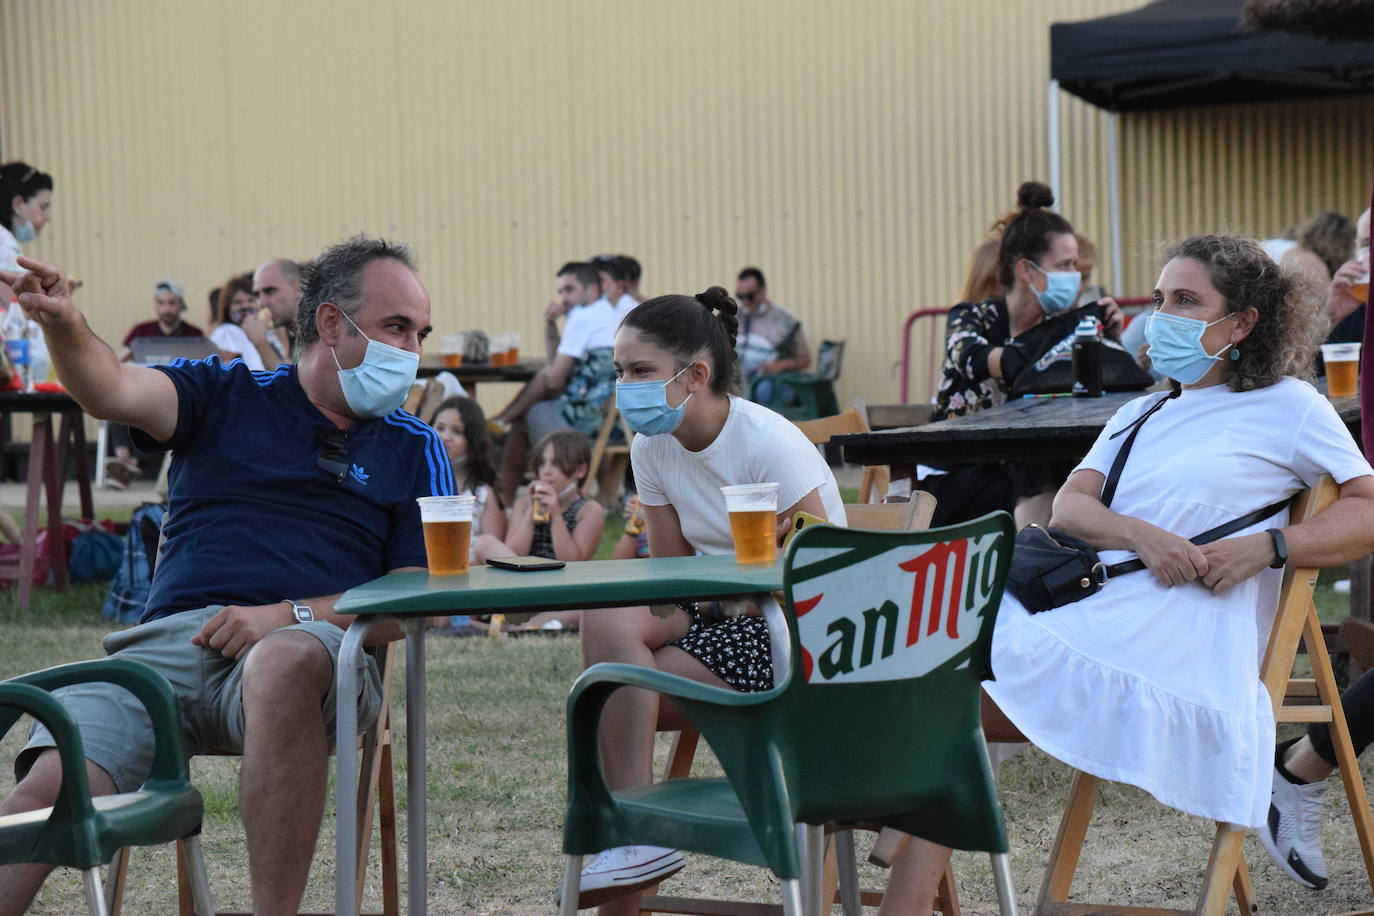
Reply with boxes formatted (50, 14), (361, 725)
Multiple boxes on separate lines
(331, 308), (420, 419)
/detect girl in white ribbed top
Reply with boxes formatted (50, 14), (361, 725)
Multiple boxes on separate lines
(567, 288), (845, 914)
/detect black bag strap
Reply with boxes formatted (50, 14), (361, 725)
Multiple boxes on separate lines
(1100, 388), (1180, 508)
(1102, 497), (1290, 577)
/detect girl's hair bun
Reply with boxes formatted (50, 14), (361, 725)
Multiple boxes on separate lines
(1017, 180), (1055, 210)
(694, 285), (738, 317)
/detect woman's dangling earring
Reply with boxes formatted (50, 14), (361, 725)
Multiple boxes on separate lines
(1229, 346), (1240, 361)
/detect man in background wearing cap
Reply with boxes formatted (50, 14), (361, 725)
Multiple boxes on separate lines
(107, 280), (205, 486)
(118, 279), (204, 360)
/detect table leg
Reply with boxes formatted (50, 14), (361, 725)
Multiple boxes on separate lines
(334, 616), (381, 916)
(404, 617), (429, 916)
(16, 416), (49, 610)
(42, 417), (67, 590)
(64, 412), (95, 519)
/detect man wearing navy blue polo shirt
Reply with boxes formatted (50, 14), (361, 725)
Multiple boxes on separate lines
(0, 237), (452, 916)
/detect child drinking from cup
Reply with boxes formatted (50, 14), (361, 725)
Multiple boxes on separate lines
(482, 429), (605, 630)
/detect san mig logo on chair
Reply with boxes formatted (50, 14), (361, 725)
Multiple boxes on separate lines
(349, 464), (370, 486)
(793, 532), (1004, 684)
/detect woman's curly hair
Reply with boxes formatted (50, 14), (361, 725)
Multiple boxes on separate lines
(1163, 235), (1322, 392)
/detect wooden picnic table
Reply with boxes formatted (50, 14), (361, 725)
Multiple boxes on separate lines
(0, 389), (94, 610)
(839, 384), (1361, 467)
(415, 356), (542, 395)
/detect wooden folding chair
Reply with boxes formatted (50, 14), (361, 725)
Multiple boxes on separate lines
(586, 401), (633, 502)
(1038, 476), (1374, 915)
(792, 406), (889, 504)
(106, 642), (401, 916)
(638, 491), (943, 916)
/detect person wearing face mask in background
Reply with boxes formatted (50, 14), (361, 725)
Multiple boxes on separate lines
(0, 236), (452, 916)
(919, 181), (1124, 529)
(561, 288), (845, 914)
(0, 162), (53, 276)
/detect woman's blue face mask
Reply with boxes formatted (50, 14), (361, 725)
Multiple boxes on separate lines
(1144, 309), (1237, 385)
(616, 364), (693, 436)
(1028, 261), (1081, 316)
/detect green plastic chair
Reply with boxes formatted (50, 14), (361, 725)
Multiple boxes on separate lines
(748, 340), (845, 421)
(0, 658), (214, 916)
(560, 512), (1018, 915)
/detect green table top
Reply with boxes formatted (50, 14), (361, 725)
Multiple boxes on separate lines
(335, 554), (784, 617)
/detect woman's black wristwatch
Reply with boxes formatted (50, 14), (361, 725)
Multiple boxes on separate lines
(1266, 528), (1288, 569)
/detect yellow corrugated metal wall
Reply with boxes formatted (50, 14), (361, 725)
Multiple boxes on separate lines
(2, 0), (1370, 413)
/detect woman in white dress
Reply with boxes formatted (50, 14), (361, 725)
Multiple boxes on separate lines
(880, 234), (1374, 912)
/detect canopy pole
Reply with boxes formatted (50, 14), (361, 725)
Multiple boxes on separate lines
(1048, 79), (1062, 209)
(1106, 111), (1123, 294)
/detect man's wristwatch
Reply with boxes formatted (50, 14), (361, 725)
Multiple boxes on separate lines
(286, 599), (315, 624)
(1265, 529), (1288, 569)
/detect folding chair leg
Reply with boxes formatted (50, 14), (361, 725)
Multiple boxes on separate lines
(779, 878), (804, 916)
(990, 852), (1018, 916)
(1037, 770), (1099, 909)
(559, 855), (582, 916)
(834, 829), (862, 916)
(180, 835), (215, 916)
(83, 866), (111, 916)
(936, 862), (962, 915)
(1232, 852), (1257, 915)
(1306, 606), (1374, 893)
(1195, 824), (1245, 916)
(105, 847), (131, 915)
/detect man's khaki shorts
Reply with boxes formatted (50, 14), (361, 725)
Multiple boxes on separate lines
(17, 606), (383, 793)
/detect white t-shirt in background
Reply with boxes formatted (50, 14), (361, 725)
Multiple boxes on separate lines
(558, 298), (619, 360)
(209, 323), (267, 371)
(633, 397), (846, 554)
(615, 293), (638, 322)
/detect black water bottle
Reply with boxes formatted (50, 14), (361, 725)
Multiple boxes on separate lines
(1071, 316), (1102, 397)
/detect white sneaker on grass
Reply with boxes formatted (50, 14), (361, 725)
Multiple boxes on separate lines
(1259, 764), (1329, 889)
(555, 844), (685, 908)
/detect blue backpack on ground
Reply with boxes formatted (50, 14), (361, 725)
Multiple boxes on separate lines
(101, 502), (167, 624)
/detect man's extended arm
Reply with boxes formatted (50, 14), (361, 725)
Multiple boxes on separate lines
(1, 256), (178, 442)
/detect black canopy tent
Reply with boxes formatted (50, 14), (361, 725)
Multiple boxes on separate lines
(1046, 0), (1374, 289)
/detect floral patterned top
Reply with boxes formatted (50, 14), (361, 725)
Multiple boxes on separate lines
(932, 298), (1012, 422)
(558, 347), (616, 437)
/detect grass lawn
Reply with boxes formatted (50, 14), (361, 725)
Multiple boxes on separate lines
(2, 534), (1373, 912)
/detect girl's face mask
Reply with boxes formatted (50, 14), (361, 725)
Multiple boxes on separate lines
(616, 364), (694, 436)
(1144, 309), (1238, 385)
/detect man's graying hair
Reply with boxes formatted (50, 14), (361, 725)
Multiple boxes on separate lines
(296, 235), (416, 347)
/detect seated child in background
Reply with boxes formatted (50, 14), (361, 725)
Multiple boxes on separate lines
(432, 396), (506, 632)
(481, 429), (605, 630)
(432, 396), (507, 544)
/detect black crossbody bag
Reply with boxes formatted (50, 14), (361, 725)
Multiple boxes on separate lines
(1008, 389), (1290, 612)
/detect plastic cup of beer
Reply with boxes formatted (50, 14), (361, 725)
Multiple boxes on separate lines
(1352, 250), (1370, 305)
(1321, 342), (1361, 399)
(721, 483), (779, 566)
(417, 495), (475, 575)
(507, 332), (521, 365)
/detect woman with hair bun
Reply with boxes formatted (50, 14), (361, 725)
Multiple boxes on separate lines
(879, 235), (1374, 912)
(925, 181), (1125, 528)
(566, 287), (846, 913)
